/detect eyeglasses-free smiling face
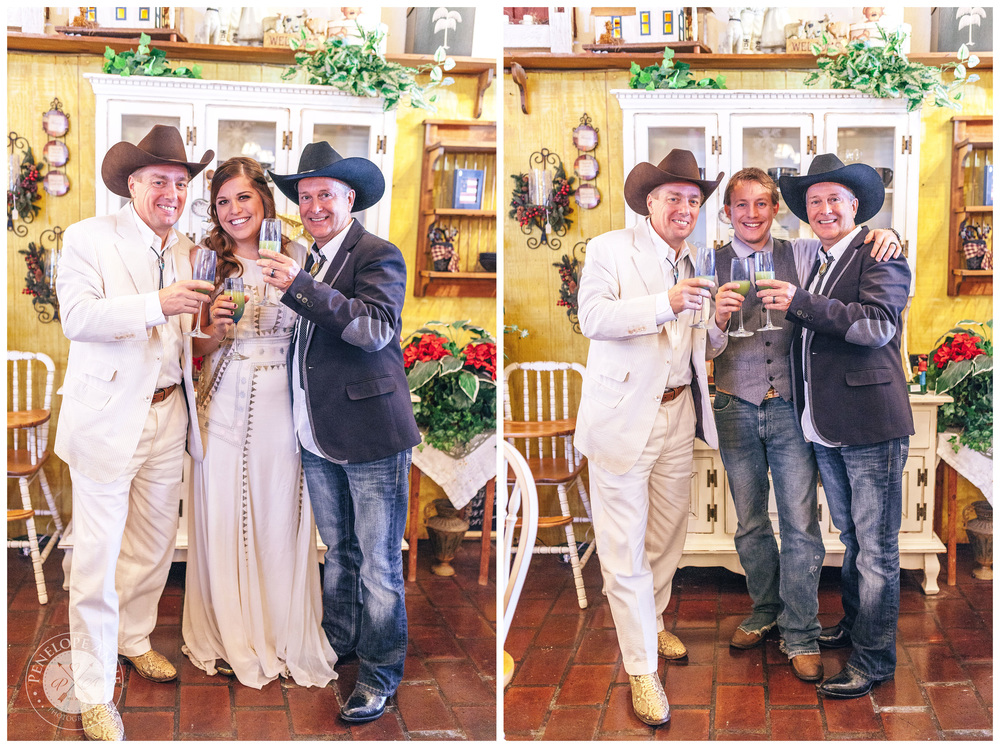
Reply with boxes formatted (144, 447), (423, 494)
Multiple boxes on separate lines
(805, 181), (859, 248)
(297, 176), (355, 246)
(725, 180), (779, 251)
(214, 175), (266, 249)
(128, 164), (190, 239)
(646, 181), (703, 250)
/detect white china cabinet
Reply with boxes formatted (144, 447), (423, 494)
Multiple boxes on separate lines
(614, 89), (921, 292)
(86, 73), (397, 242)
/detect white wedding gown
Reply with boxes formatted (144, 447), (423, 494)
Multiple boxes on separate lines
(182, 253), (337, 689)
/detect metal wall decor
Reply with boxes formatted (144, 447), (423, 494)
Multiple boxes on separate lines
(42, 98), (71, 196)
(8, 132), (43, 236)
(573, 114), (601, 210)
(509, 148), (575, 250)
(19, 226), (63, 323)
(553, 240), (589, 334)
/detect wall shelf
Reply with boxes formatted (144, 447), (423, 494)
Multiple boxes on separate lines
(947, 115), (993, 297)
(414, 119), (497, 298)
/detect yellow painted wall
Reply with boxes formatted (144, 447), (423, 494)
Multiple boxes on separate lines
(7, 50), (496, 540)
(503, 67), (993, 544)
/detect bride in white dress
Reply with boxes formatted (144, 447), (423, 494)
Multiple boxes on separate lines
(182, 157), (337, 689)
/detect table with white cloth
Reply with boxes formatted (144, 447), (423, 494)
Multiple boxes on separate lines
(937, 431), (993, 586)
(407, 434), (497, 585)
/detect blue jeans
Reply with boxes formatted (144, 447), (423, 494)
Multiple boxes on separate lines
(713, 393), (824, 656)
(813, 437), (908, 681)
(302, 447), (411, 697)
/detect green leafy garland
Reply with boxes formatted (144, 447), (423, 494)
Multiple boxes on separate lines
(7, 147), (42, 228)
(629, 47), (727, 90)
(805, 28), (979, 112)
(103, 32), (202, 78)
(508, 164), (575, 235)
(283, 24), (455, 111)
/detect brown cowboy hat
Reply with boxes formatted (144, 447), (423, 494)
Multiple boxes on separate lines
(624, 149), (724, 216)
(101, 124), (214, 198)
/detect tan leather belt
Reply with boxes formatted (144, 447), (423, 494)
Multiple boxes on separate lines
(151, 383), (178, 404)
(660, 385), (687, 404)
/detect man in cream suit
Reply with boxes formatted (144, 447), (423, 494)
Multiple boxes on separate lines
(55, 125), (213, 741)
(575, 149), (723, 726)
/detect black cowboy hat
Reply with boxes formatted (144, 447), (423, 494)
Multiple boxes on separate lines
(778, 153), (885, 224)
(101, 124), (214, 198)
(268, 142), (385, 212)
(624, 149), (724, 216)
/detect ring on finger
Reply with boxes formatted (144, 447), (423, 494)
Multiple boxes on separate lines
(270, 267), (276, 278)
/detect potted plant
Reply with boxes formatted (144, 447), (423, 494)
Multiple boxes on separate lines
(805, 27), (979, 111)
(403, 321), (496, 455)
(926, 319), (993, 455)
(282, 23), (454, 111)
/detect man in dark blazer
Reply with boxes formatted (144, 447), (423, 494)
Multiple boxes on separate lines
(263, 143), (421, 723)
(755, 154), (914, 699)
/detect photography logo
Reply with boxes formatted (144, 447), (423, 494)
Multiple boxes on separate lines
(25, 633), (124, 729)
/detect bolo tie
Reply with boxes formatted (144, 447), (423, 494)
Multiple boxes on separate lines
(663, 254), (680, 284)
(150, 245), (166, 289)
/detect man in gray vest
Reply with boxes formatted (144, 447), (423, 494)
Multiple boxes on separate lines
(708, 167), (898, 682)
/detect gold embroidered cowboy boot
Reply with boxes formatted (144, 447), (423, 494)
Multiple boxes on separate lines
(81, 701), (125, 741)
(657, 629), (688, 660)
(628, 673), (670, 726)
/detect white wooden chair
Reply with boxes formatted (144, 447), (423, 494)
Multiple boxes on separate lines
(503, 360), (594, 609)
(501, 441), (538, 687)
(7, 351), (64, 604)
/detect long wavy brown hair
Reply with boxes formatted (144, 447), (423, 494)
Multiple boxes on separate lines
(202, 157), (289, 291)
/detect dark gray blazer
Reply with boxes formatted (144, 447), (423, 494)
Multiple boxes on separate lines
(787, 227), (914, 446)
(282, 221), (420, 463)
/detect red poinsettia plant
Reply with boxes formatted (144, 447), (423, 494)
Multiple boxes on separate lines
(402, 320), (496, 455)
(927, 319), (992, 455)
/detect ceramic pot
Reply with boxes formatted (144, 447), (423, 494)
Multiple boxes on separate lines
(426, 499), (469, 577)
(964, 501), (992, 580)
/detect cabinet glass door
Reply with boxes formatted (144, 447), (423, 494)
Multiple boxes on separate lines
(635, 114), (720, 250)
(823, 117), (905, 233)
(301, 108), (396, 239)
(730, 114), (815, 243)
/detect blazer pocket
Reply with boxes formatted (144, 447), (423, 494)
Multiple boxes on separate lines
(346, 375), (396, 401)
(845, 367), (892, 387)
(61, 374), (113, 411)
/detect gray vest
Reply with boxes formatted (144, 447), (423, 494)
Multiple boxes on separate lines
(713, 239), (799, 405)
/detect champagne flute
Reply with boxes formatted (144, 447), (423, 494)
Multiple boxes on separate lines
(690, 244), (716, 329)
(754, 252), (781, 331)
(257, 218), (281, 307)
(185, 246), (216, 339)
(729, 257), (754, 338)
(222, 276), (248, 361)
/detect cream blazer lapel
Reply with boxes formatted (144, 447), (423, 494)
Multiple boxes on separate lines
(113, 206), (158, 297)
(629, 219), (667, 300)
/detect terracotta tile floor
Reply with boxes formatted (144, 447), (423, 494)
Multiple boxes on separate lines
(7, 540), (496, 741)
(505, 546), (992, 740)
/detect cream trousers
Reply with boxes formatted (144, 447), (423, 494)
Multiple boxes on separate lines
(68, 390), (187, 704)
(588, 390), (695, 676)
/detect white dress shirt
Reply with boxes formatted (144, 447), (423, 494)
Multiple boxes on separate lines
(800, 225), (863, 446)
(129, 204), (182, 389)
(647, 218), (694, 389)
(293, 220), (354, 458)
